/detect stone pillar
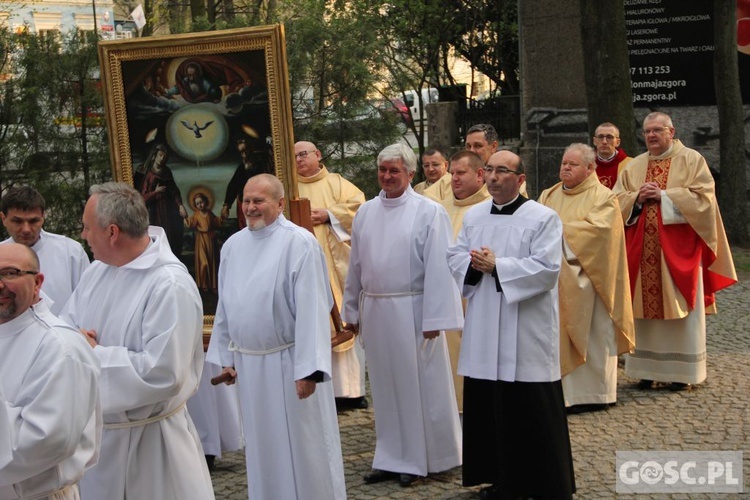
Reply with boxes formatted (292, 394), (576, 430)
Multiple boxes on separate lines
(426, 102), (459, 154)
(519, 0), (588, 197)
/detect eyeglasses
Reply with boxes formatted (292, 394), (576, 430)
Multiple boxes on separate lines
(0, 267), (38, 281)
(482, 165), (520, 176)
(295, 150), (317, 159)
(594, 134), (618, 141)
(643, 126), (670, 136)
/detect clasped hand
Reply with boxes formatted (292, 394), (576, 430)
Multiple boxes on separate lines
(470, 246), (496, 274)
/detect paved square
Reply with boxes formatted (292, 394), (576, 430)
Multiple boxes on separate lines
(210, 261), (749, 499)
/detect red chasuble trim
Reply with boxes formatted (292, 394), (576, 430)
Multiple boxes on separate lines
(626, 209), (737, 314)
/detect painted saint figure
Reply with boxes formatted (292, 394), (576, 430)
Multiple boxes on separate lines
(221, 139), (267, 229)
(135, 143), (187, 257)
(185, 192), (223, 293)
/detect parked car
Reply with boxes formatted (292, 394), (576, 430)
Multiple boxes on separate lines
(401, 88), (439, 127)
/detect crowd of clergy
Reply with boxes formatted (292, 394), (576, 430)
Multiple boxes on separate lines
(0, 110), (737, 500)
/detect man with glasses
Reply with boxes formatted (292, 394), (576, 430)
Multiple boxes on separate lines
(61, 182), (214, 499)
(613, 112), (737, 391)
(593, 122), (632, 189)
(447, 150), (575, 500)
(0, 242), (100, 500)
(0, 186), (89, 314)
(294, 140), (368, 410)
(539, 144), (635, 414)
(414, 148), (450, 197)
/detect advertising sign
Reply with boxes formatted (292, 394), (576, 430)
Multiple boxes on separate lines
(625, 0), (750, 106)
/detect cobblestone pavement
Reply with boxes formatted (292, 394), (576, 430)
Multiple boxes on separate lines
(210, 263), (750, 499)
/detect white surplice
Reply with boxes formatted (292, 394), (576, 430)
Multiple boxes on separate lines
(61, 226), (213, 500)
(207, 215), (346, 500)
(186, 358), (243, 458)
(342, 186), (463, 476)
(2, 230), (90, 315)
(446, 199), (563, 383)
(0, 307), (100, 500)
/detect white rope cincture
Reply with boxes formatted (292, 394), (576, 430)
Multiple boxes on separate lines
(228, 339), (295, 355)
(103, 401), (186, 430)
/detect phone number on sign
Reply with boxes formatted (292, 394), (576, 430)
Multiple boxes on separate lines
(630, 65), (671, 75)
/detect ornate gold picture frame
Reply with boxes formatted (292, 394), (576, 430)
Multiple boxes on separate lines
(98, 25), (296, 329)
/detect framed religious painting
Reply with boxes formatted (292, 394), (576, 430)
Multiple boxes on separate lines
(99, 25), (297, 334)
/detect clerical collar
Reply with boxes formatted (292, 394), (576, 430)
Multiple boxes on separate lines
(491, 194), (527, 215)
(493, 194), (520, 211)
(597, 151), (617, 163)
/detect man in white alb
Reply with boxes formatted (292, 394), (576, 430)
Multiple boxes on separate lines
(1, 186), (89, 314)
(208, 174), (346, 500)
(343, 143), (463, 488)
(0, 242), (99, 500)
(62, 182), (214, 499)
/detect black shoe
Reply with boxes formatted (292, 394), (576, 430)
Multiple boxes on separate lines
(363, 469), (397, 484)
(566, 403), (608, 415)
(336, 396), (369, 411)
(351, 396), (368, 409)
(399, 473), (418, 487)
(478, 484), (502, 500)
(668, 382), (690, 391)
(637, 379), (654, 389)
(205, 454), (216, 471)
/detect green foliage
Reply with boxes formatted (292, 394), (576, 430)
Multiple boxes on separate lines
(0, 29), (110, 242)
(285, 0), (401, 192)
(445, 0), (519, 95)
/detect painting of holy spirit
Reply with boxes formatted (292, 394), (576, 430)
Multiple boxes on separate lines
(98, 25), (296, 320)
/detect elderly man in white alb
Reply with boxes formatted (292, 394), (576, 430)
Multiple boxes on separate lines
(343, 143), (463, 488)
(1, 186), (89, 314)
(208, 174), (346, 500)
(0, 242), (99, 500)
(62, 182), (214, 500)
